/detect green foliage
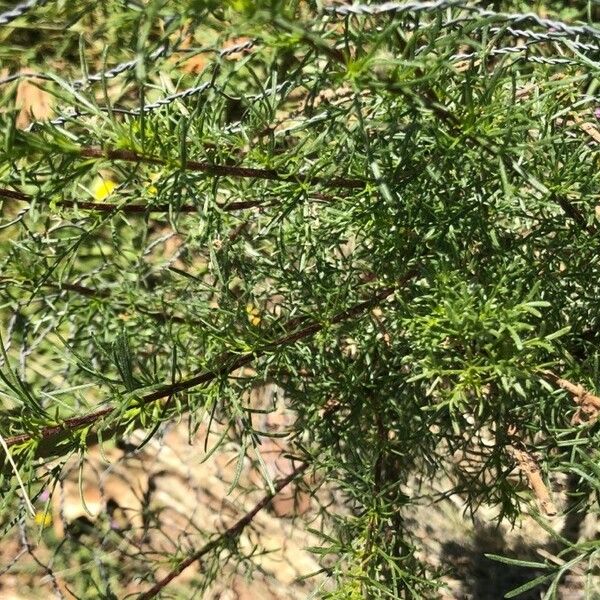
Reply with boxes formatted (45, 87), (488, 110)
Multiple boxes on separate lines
(0, 0), (599, 597)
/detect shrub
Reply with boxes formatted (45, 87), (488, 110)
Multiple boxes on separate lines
(0, 0), (599, 597)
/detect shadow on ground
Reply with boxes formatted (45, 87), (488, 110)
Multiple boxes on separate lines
(441, 523), (547, 600)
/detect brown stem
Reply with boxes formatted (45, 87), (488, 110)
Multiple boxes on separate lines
(4, 278), (411, 452)
(58, 282), (110, 298)
(80, 147), (366, 190)
(0, 187), (331, 215)
(506, 426), (557, 517)
(540, 370), (600, 425)
(137, 462), (308, 600)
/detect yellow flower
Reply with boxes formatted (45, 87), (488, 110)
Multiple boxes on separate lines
(246, 304), (261, 326)
(92, 178), (118, 201)
(34, 510), (52, 528)
(147, 173), (160, 196)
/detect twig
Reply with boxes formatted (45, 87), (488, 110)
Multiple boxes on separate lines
(18, 519), (66, 599)
(79, 147), (367, 190)
(57, 282), (110, 298)
(4, 277), (412, 453)
(0, 547), (27, 577)
(541, 370), (600, 425)
(506, 426), (557, 517)
(0, 186), (333, 214)
(137, 462), (309, 599)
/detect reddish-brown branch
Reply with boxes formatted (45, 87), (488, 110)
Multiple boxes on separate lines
(80, 147), (366, 189)
(58, 282), (110, 298)
(4, 280), (409, 451)
(0, 187), (338, 215)
(137, 462), (309, 600)
(0, 188), (29, 202)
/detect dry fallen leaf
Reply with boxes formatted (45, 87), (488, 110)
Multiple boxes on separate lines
(15, 72), (53, 129)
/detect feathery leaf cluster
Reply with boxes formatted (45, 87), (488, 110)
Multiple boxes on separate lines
(0, 0), (599, 597)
